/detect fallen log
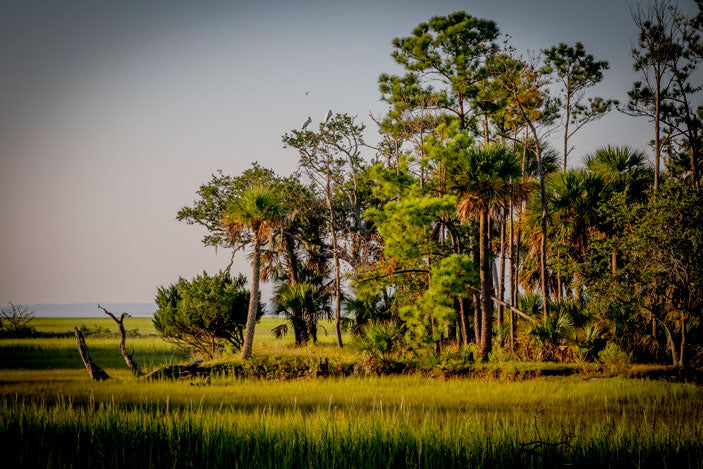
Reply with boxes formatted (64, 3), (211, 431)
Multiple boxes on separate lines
(145, 360), (207, 380)
(74, 327), (110, 381)
(98, 304), (143, 376)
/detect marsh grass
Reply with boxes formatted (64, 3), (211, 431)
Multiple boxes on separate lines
(1, 376), (702, 468)
(2, 318), (702, 467)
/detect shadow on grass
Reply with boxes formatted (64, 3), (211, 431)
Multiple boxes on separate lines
(0, 343), (187, 370)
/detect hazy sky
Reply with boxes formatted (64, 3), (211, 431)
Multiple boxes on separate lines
(0, 0), (694, 304)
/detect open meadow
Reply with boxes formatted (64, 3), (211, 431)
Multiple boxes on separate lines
(0, 318), (702, 468)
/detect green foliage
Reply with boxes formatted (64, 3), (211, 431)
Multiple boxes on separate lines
(153, 271), (261, 358)
(446, 141), (523, 218)
(391, 11), (499, 130)
(274, 280), (328, 345)
(352, 321), (405, 359)
(177, 163), (283, 248)
(407, 255), (478, 345)
(542, 41), (617, 169)
(598, 342), (632, 370)
(222, 186), (285, 247)
(365, 191), (456, 262)
(344, 291), (393, 332)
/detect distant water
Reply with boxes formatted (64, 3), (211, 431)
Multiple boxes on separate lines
(25, 303), (157, 318)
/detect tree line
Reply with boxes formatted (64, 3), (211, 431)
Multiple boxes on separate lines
(164, 1), (703, 369)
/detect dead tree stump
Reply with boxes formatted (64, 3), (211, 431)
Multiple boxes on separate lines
(98, 304), (143, 376)
(74, 327), (110, 381)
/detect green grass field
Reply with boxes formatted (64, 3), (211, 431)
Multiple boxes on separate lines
(1, 318), (701, 467)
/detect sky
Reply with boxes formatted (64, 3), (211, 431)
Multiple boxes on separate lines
(0, 0), (696, 304)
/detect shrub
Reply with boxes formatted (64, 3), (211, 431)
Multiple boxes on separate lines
(598, 342), (631, 370)
(351, 321), (404, 358)
(153, 271), (262, 358)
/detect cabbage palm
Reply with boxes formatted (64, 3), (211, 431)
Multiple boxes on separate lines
(585, 145), (651, 203)
(274, 281), (329, 345)
(449, 143), (523, 360)
(522, 169), (609, 298)
(222, 187), (285, 359)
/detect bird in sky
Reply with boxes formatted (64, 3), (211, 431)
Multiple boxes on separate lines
(323, 110), (332, 124)
(305, 91), (309, 95)
(301, 116), (312, 130)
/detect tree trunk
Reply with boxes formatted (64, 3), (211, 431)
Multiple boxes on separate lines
(283, 232), (299, 284)
(479, 209), (493, 360)
(498, 214), (506, 336)
(471, 235), (482, 346)
(522, 115), (550, 319)
(74, 328), (110, 381)
(654, 82), (661, 191)
(563, 92), (570, 172)
(678, 316), (686, 370)
(99, 305), (142, 376)
(509, 198), (516, 350)
(331, 226), (344, 349)
(323, 187), (344, 349)
(240, 236), (261, 360)
(447, 313), (457, 344)
(459, 297), (470, 347)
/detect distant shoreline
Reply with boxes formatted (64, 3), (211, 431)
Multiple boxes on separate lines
(21, 303), (157, 318)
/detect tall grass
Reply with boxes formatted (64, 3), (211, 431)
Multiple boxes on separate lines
(4, 319), (702, 467)
(1, 376), (702, 468)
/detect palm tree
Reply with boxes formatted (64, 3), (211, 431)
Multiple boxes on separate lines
(222, 187), (285, 359)
(449, 144), (522, 360)
(522, 170), (609, 299)
(585, 145), (651, 202)
(274, 282), (318, 345)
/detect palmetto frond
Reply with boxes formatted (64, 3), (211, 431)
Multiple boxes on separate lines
(449, 143), (523, 221)
(221, 186), (285, 244)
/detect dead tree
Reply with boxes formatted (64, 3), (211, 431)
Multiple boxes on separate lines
(74, 328), (210, 382)
(74, 327), (110, 381)
(98, 304), (143, 376)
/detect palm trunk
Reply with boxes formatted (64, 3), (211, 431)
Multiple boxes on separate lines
(498, 214), (506, 336)
(240, 236), (261, 360)
(479, 209), (493, 360)
(471, 233), (482, 346)
(459, 297), (469, 347)
(509, 198), (516, 350)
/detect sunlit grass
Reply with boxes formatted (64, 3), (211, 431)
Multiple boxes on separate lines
(1, 375), (701, 467)
(4, 317), (355, 371)
(3, 317), (702, 467)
